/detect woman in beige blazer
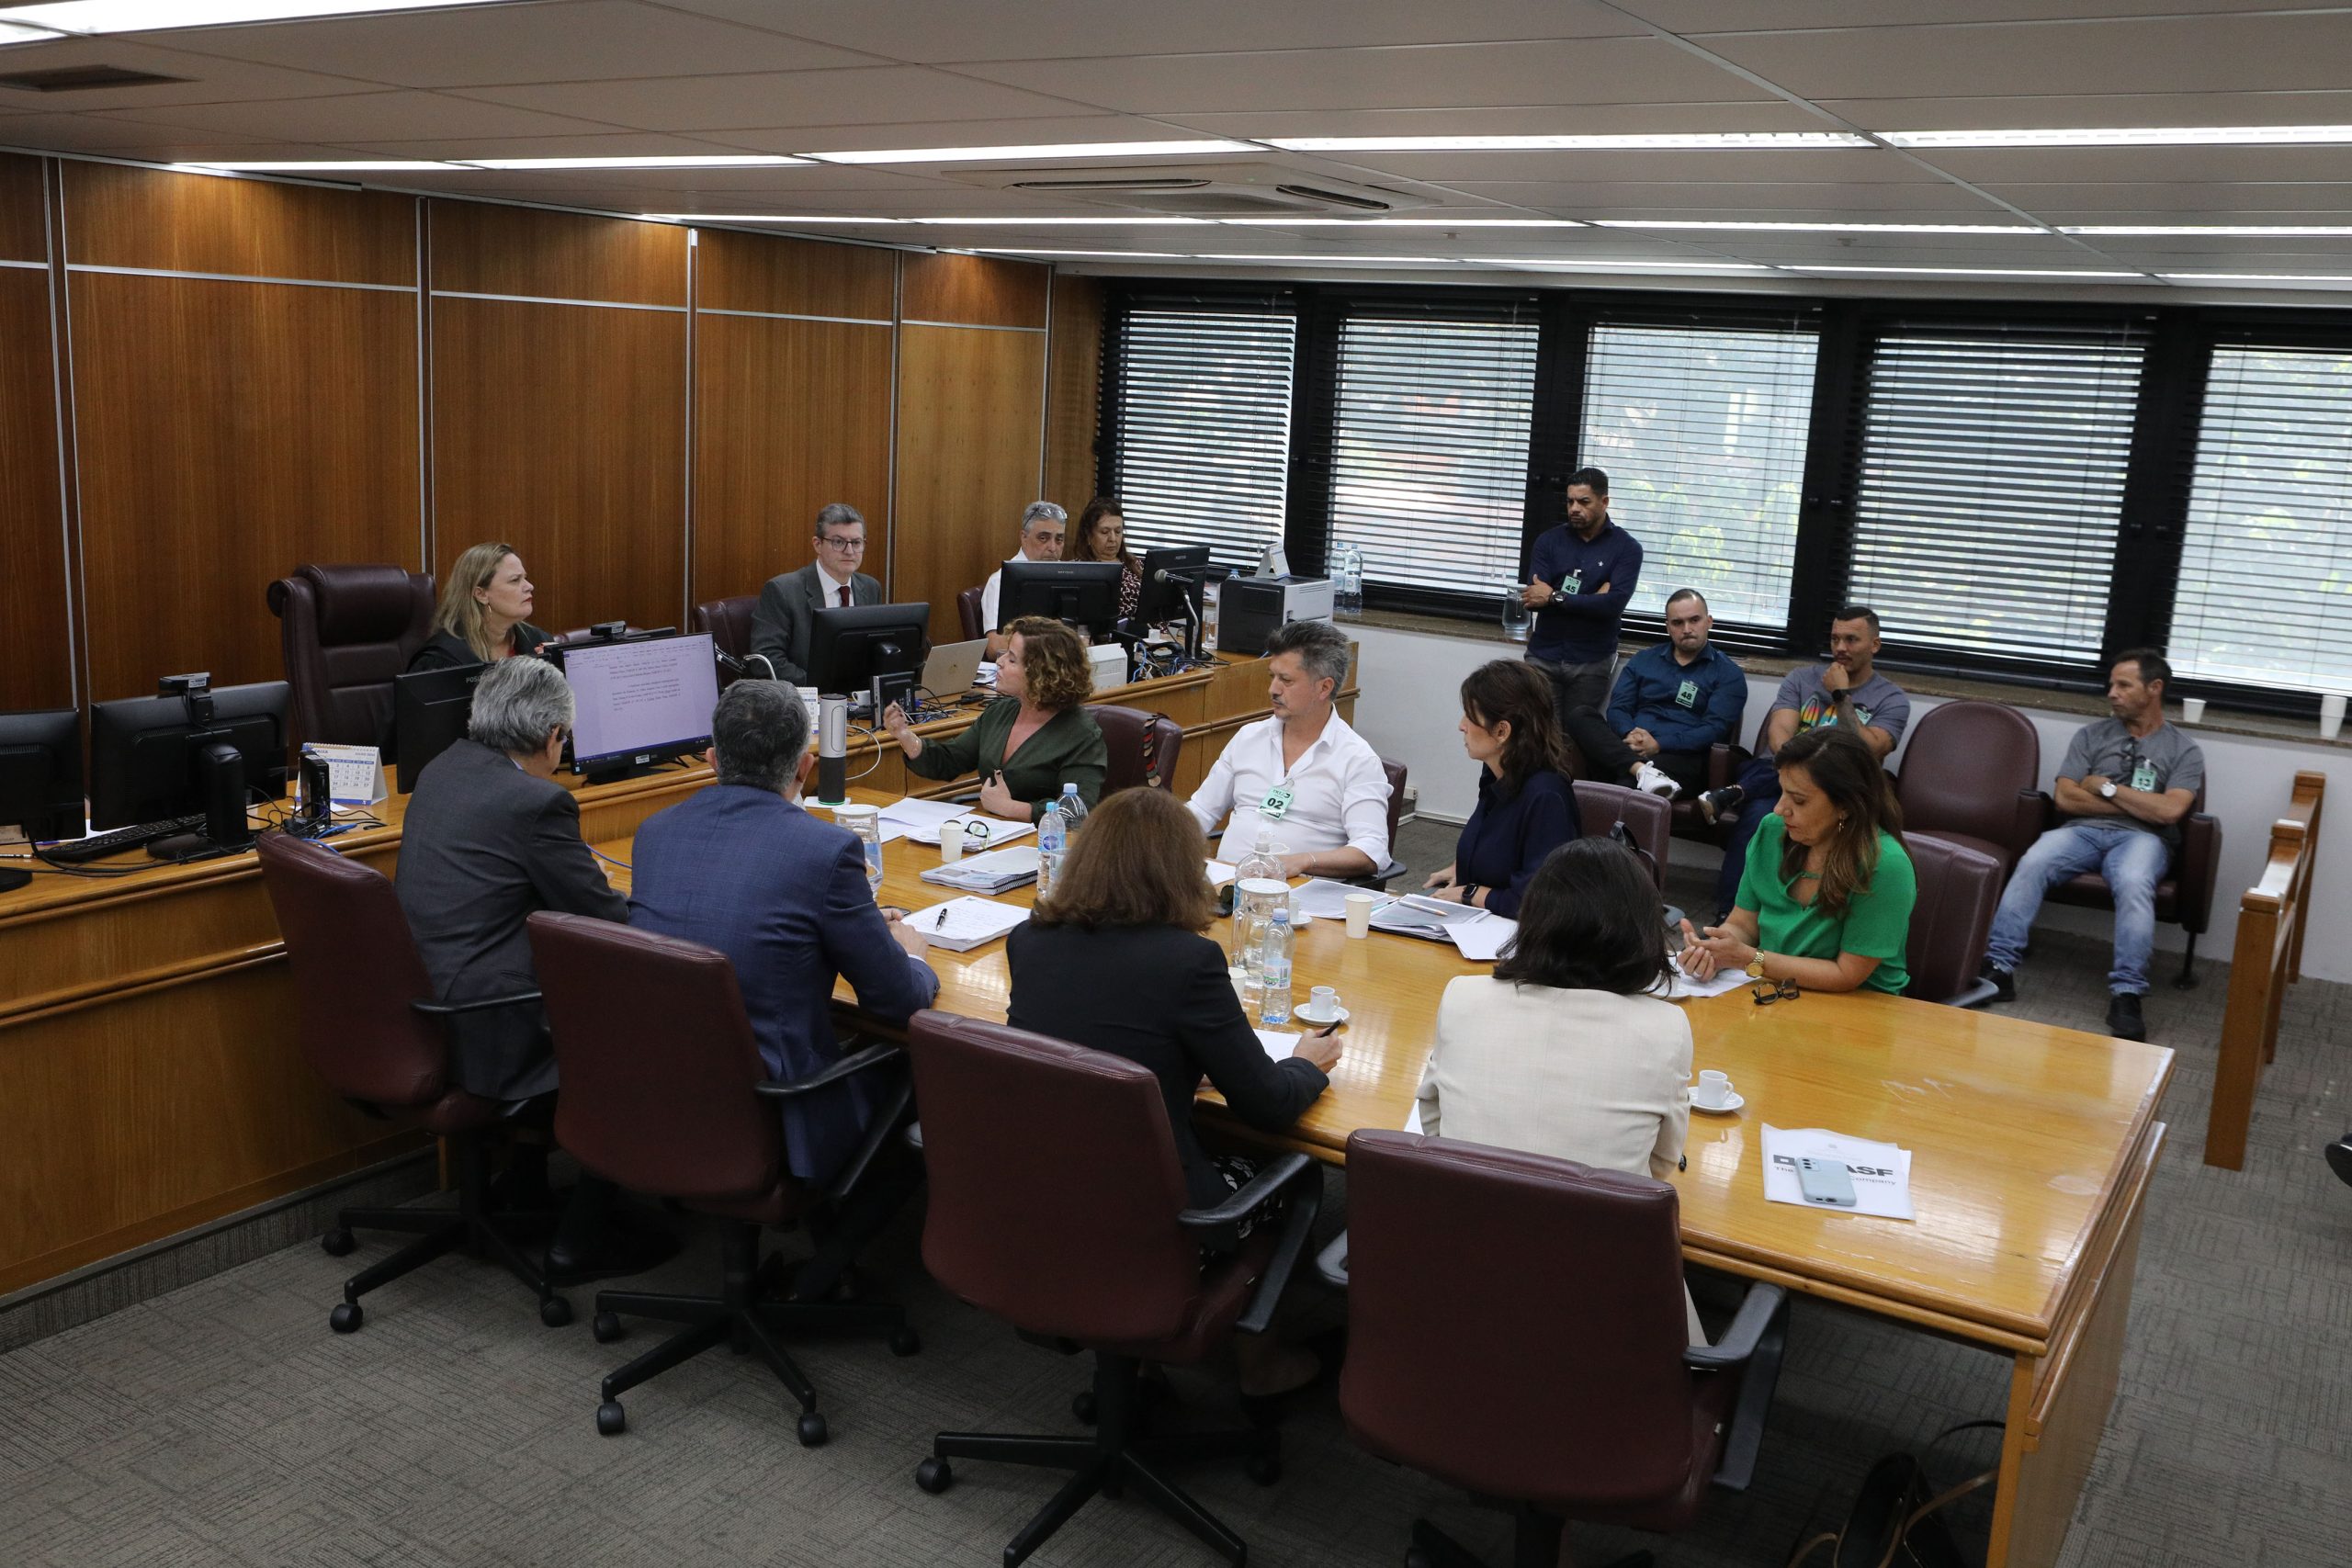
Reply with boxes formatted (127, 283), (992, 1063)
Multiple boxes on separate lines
(1417, 836), (1701, 1340)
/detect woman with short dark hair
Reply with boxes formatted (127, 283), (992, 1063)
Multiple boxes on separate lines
(883, 615), (1107, 821)
(1423, 660), (1580, 914)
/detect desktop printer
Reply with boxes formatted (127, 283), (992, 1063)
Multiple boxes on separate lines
(1216, 575), (1334, 657)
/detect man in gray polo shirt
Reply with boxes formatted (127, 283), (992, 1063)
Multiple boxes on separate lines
(1982, 648), (2205, 1042)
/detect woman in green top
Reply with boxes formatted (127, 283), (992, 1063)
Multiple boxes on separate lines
(1682, 725), (1915, 996)
(882, 615), (1107, 823)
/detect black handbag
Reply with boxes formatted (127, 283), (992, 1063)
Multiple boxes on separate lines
(1784, 1421), (2003, 1568)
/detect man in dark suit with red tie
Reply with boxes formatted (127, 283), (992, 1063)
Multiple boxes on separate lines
(750, 502), (884, 684)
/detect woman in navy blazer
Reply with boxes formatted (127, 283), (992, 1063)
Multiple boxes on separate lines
(1423, 660), (1580, 917)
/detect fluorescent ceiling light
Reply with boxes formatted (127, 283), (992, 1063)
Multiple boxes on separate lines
(1267, 132), (1869, 152)
(2158, 272), (2352, 285)
(808, 140), (1255, 165)
(2064, 224), (2352, 237)
(175, 159), (462, 172)
(1592, 220), (2040, 234)
(1193, 252), (1454, 264)
(0, 18), (61, 40)
(463, 154), (808, 170)
(900, 215), (1207, 226)
(0, 0), (511, 31)
(1485, 258), (1774, 272)
(644, 213), (900, 224)
(1220, 217), (1586, 228)
(968, 248), (1186, 259)
(1794, 265), (2143, 278)
(1884, 125), (2352, 149)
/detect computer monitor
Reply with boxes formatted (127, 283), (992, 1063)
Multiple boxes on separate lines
(392, 663), (483, 795)
(0, 708), (82, 891)
(1132, 545), (1216, 627)
(1000, 560), (1124, 641)
(807, 602), (931, 712)
(558, 631), (721, 782)
(88, 677), (289, 853)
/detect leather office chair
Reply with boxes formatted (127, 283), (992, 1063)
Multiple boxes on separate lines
(2036, 784), (2222, 988)
(693, 593), (762, 678)
(254, 834), (572, 1332)
(1903, 834), (2004, 1008)
(1343, 755), (1411, 888)
(957, 586), (986, 642)
(266, 563), (436, 750)
(2326, 1135), (2352, 1190)
(1093, 704), (1183, 795)
(1669, 710), (1764, 847)
(903, 1010), (1322, 1568)
(1893, 699), (2043, 876)
(526, 912), (917, 1444)
(1575, 779), (1672, 895)
(1320, 1130), (1787, 1568)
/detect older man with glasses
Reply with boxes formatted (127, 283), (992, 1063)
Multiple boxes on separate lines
(751, 502), (884, 685)
(979, 500), (1067, 659)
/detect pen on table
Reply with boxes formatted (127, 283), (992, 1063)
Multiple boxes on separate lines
(935, 908), (948, 930)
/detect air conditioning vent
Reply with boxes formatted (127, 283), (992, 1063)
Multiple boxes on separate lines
(0, 64), (189, 93)
(956, 160), (1430, 219)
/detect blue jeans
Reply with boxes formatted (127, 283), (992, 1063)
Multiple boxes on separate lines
(1712, 754), (1785, 919)
(1985, 821), (2172, 995)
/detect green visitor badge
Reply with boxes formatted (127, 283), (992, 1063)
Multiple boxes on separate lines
(1261, 784), (1295, 822)
(2131, 762), (2158, 792)
(1676, 679), (1700, 708)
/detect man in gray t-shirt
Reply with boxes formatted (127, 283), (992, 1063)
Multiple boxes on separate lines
(1984, 649), (2206, 1042)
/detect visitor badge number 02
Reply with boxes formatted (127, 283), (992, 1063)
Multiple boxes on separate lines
(1260, 785), (1294, 823)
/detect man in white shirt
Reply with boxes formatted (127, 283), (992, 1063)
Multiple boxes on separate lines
(978, 501), (1068, 657)
(1188, 619), (1390, 879)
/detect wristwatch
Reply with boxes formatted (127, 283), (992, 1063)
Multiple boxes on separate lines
(1746, 956), (1768, 980)
(2099, 780), (2119, 799)
(1461, 883), (1482, 906)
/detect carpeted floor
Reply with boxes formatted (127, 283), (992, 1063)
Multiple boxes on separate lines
(6, 820), (2349, 1568)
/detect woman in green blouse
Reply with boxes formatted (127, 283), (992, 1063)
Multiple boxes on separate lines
(882, 615), (1107, 823)
(1681, 724), (1915, 996)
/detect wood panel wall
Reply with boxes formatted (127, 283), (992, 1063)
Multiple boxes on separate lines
(0, 154), (71, 712)
(893, 254), (1050, 643)
(0, 157), (1083, 731)
(1045, 274), (1104, 516)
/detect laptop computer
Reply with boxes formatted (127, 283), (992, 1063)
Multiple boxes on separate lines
(918, 637), (989, 702)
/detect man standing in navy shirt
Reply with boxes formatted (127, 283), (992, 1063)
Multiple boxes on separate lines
(1565, 588), (1747, 799)
(1522, 467), (1643, 734)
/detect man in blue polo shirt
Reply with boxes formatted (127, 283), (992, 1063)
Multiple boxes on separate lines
(1560, 588), (1746, 799)
(1521, 466), (1643, 732)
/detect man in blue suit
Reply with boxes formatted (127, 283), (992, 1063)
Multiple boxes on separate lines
(628, 680), (937, 1212)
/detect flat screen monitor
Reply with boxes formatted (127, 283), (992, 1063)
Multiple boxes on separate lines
(88, 681), (289, 843)
(0, 707), (83, 859)
(1001, 560), (1124, 640)
(1133, 545), (1215, 628)
(393, 663), (484, 795)
(560, 631), (721, 773)
(807, 602), (931, 703)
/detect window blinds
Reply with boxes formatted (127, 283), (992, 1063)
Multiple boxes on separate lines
(2172, 344), (2352, 697)
(1577, 321), (1819, 637)
(1105, 304), (1297, 568)
(1844, 326), (2146, 666)
(1325, 311), (1540, 600)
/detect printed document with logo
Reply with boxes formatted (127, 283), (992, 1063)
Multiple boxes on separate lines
(918, 844), (1041, 895)
(1759, 1124), (1915, 1221)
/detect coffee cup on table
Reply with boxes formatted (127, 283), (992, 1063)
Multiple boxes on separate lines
(1343, 892), (1374, 939)
(1309, 986), (1340, 1018)
(1694, 1070), (1734, 1109)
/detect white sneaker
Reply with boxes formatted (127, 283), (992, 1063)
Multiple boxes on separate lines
(1633, 762), (1682, 800)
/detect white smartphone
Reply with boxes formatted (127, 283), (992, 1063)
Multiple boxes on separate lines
(1796, 1157), (1859, 1208)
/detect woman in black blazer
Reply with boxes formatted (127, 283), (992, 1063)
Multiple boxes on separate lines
(409, 541), (552, 671)
(1006, 786), (1339, 1394)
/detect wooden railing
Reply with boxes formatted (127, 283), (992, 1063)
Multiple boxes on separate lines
(2207, 771), (2327, 1170)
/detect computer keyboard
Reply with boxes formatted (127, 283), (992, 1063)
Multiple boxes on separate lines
(40, 815), (209, 864)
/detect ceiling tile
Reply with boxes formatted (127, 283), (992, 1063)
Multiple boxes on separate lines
(91, 90), (628, 142)
(703, 114), (1184, 156)
(447, 63), (1087, 132)
(136, 1), (883, 90)
(1917, 146), (2352, 186)
(665, 0), (1647, 60)
(952, 39), (1770, 114)
(1446, 180), (2005, 212)
(1821, 89), (2352, 133)
(0, 112), (346, 159)
(1697, 14), (2352, 100)
(1986, 183), (2352, 214)
(0, 34), (381, 109)
(1329, 148), (1924, 185)
(1170, 103), (1828, 139)
(1619, 0), (2320, 31)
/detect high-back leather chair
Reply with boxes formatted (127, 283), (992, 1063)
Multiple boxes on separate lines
(903, 1010), (1321, 1567)
(1092, 705), (1183, 795)
(1893, 699), (2044, 874)
(254, 834), (571, 1332)
(694, 594), (759, 661)
(527, 912), (915, 1444)
(1324, 1130), (1787, 1568)
(1902, 834), (2004, 1007)
(2041, 783), (2222, 988)
(1575, 779), (1671, 894)
(266, 563), (436, 750)
(957, 586), (986, 642)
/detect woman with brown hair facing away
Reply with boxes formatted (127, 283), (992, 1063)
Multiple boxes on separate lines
(883, 615), (1107, 822)
(1681, 723), (1916, 995)
(1006, 786), (1340, 1394)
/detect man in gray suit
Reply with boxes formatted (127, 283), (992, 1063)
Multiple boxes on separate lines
(750, 502), (883, 684)
(397, 656), (672, 1281)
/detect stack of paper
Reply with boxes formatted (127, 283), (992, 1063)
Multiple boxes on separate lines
(919, 843), (1040, 894)
(904, 897), (1030, 953)
(1665, 950), (1751, 1000)
(1252, 1028), (1298, 1063)
(1206, 860), (1238, 887)
(1758, 1124), (1916, 1221)
(1445, 913), (1516, 963)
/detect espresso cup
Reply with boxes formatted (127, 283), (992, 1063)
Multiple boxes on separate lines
(1695, 1069), (1733, 1108)
(1309, 986), (1340, 1016)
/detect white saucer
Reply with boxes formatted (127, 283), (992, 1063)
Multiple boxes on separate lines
(1294, 1004), (1349, 1026)
(1692, 1092), (1745, 1114)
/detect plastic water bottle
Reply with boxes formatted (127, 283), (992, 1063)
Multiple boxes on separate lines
(1330, 540), (1364, 619)
(1055, 783), (1087, 840)
(1259, 909), (1295, 1025)
(1036, 796), (1067, 897)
